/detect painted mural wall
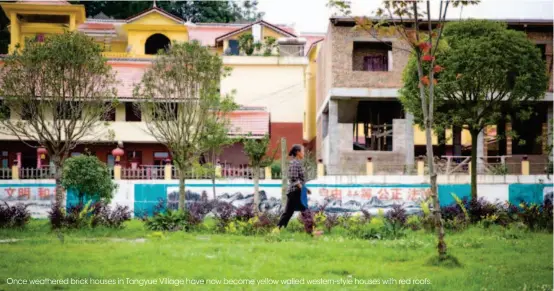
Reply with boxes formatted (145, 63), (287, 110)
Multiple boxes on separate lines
(1, 176), (552, 218)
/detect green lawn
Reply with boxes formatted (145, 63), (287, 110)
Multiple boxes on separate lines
(0, 220), (552, 291)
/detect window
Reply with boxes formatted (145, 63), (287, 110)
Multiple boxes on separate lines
(363, 55), (388, 71)
(228, 40), (239, 55)
(0, 101), (9, 119)
(103, 103), (116, 121)
(35, 34), (45, 43)
(352, 41), (392, 72)
(71, 152), (81, 157)
(107, 154), (115, 167)
(125, 102), (141, 122)
(20, 103), (36, 120)
(56, 101), (82, 120)
(1, 151), (8, 168)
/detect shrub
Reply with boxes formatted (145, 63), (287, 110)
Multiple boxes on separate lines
(384, 204), (408, 238)
(270, 161), (281, 179)
(480, 214), (499, 229)
(64, 202), (94, 229)
(62, 155), (117, 203)
(235, 204), (256, 222)
(0, 202), (31, 228)
(298, 210), (315, 234)
(406, 215), (422, 231)
(48, 203), (65, 230)
(338, 213), (385, 240)
(465, 197), (499, 223)
(213, 201), (235, 232)
(90, 202), (131, 229)
(324, 212), (340, 233)
(186, 201), (212, 228)
(517, 202), (551, 231)
(144, 209), (188, 231)
(420, 201), (436, 232)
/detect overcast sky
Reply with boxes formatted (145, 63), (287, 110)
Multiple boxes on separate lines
(256, 0), (554, 33)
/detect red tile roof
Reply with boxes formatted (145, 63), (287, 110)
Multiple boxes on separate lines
(188, 25), (239, 47)
(109, 61), (150, 98)
(78, 22), (116, 31)
(302, 34), (325, 55)
(17, 0), (69, 4)
(228, 110), (269, 137)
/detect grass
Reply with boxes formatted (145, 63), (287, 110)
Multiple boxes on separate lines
(0, 220), (552, 291)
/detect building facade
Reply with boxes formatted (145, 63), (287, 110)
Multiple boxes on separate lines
(0, 0), (312, 169)
(313, 17), (553, 175)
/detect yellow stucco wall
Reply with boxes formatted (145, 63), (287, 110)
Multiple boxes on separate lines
(128, 11), (180, 26)
(413, 126), (485, 146)
(304, 43), (319, 141)
(220, 57), (307, 123)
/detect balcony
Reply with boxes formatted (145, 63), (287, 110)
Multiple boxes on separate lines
(102, 52), (155, 60)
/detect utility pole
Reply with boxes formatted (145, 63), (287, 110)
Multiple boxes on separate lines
(280, 137), (287, 206)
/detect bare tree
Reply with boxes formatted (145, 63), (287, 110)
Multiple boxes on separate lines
(0, 32), (117, 206)
(329, 0), (478, 261)
(134, 41), (233, 211)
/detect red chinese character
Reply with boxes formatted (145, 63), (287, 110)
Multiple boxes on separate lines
(377, 188), (390, 200)
(424, 188), (433, 199)
(4, 188), (15, 198)
(330, 189), (342, 200)
(391, 188), (403, 201)
(407, 188), (423, 201)
(319, 188), (329, 197)
(38, 188), (51, 199)
(361, 189), (372, 199)
(17, 187), (30, 199)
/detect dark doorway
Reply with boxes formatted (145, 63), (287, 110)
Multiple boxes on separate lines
(145, 34), (171, 55)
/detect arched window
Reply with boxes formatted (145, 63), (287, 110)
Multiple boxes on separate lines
(144, 34), (170, 55)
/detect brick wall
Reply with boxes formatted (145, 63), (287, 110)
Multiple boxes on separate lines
(330, 25), (411, 89)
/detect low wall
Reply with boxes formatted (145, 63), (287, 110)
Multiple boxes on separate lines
(0, 175), (552, 218)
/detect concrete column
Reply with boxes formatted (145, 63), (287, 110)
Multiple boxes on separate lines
(405, 113), (415, 167)
(453, 126), (462, 156)
(164, 164), (172, 180)
(264, 167), (272, 180)
(366, 157), (373, 175)
(327, 99), (339, 175)
(477, 129), (485, 174)
(9, 13), (19, 53)
(506, 123), (513, 155)
(317, 159), (325, 177)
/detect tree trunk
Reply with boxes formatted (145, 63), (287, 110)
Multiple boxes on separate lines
(470, 129), (479, 200)
(253, 166), (260, 213)
(178, 169), (186, 211)
(212, 151), (217, 200)
(424, 123), (447, 260)
(53, 157), (64, 208)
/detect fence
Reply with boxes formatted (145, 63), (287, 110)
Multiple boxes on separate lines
(19, 167), (54, 179)
(122, 166), (165, 180)
(0, 168), (11, 179)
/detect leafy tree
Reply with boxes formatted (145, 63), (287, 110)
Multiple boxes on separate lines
(61, 154), (117, 204)
(134, 41), (233, 211)
(0, 31), (117, 207)
(329, 0), (478, 261)
(200, 99), (238, 199)
(400, 20), (548, 199)
(237, 33), (261, 56)
(73, 1), (264, 23)
(243, 134), (276, 213)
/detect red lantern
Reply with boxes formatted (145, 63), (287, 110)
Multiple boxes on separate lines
(37, 147), (47, 160)
(112, 147), (124, 163)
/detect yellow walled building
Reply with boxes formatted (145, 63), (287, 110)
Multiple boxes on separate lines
(0, 0), (314, 168)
